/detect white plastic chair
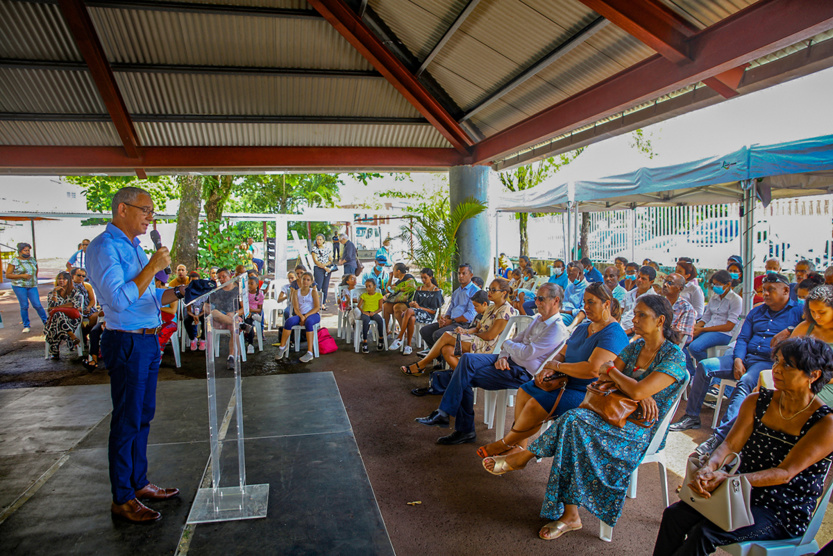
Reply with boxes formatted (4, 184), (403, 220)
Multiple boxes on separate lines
(261, 298), (281, 331)
(353, 316), (388, 353)
(401, 306), (439, 353)
(478, 315), (533, 428)
(711, 377), (738, 428)
(213, 328), (247, 362)
(599, 373), (691, 542)
(721, 472), (833, 555)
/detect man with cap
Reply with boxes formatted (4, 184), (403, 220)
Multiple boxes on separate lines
(360, 255), (390, 291)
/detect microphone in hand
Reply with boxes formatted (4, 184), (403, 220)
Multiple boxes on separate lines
(149, 230), (171, 275)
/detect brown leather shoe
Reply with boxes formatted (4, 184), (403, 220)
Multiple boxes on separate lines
(111, 498), (161, 523)
(135, 483), (180, 501)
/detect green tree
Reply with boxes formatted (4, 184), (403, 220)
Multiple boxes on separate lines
(202, 175), (235, 222)
(498, 149), (584, 256)
(196, 219), (250, 271)
(64, 175), (178, 216)
(400, 190), (486, 293)
(171, 175), (201, 270)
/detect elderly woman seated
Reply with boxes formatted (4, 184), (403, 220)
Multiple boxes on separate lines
(654, 336), (833, 555)
(45, 271), (84, 360)
(400, 279), (514, 375)
(476, 283), (628, 458)
(482, 295), (687, 541)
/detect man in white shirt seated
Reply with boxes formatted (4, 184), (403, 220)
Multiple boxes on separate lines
(620, 265), (656, 335)
(684, 269), (741, 376)
(415, 283), (568, 445)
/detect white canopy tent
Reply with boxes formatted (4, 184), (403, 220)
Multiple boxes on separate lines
(493, 134), (833, 313)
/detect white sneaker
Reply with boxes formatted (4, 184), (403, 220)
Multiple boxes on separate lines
(275, 344), (287, 360)
(299, 351), (314, 363)
(389, 339), (402, 351)
(247, 344), (255, 354)
(403, 345), (413, 355)
(22, 327), (30, 333)
(190, 339), (198, 351)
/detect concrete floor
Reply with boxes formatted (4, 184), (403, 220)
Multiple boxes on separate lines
(2, 284), (832, 555)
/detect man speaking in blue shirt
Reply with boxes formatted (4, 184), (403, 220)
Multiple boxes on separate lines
(87, 187), (185, 523)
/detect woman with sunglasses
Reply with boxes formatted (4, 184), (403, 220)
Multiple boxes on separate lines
(6, 242), (48, 333)
(45, 271), (84, 359)
(401, 278), (515, 375)
(477, 282), (628, 458)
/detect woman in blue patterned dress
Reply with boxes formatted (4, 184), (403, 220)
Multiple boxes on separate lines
(483, 295), (687, 541)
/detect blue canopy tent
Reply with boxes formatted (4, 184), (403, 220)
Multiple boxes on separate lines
(493, 133), (833, 312)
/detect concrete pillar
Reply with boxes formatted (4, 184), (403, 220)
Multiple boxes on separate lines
(449, 165), (491, 285)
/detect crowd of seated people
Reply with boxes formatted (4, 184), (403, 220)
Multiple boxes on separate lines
(393, 252), (833, 551)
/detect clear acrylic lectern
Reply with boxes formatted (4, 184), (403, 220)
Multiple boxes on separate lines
(185, 274), (268, 524)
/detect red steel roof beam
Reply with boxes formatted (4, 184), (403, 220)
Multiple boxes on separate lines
(578, 0), (697, 63)
(56, 0), (144, 172)
(306, 0), (473, 155)
(0, 146), (466, 171)
(472, 0), (833, 165)
(703, 63), (750, 99)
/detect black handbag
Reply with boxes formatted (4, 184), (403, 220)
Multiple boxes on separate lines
(453, 333), (462, 357)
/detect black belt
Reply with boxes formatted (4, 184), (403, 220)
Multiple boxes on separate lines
(110, 326), (162, 335)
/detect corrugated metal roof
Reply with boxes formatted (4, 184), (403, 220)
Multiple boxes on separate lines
(89, 7), (374, 70)
(0, 1), (81, 61)
(0, 121), (121, 146)
(367, 0), (469, 61)
(135, 121), (451, 147)
(660, 0), (757, 30)
(0, 68), (105, 114)
(115, 73), (421, 118)
(139, 0), (314, 8)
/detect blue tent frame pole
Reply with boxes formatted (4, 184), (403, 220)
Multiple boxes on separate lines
(741, 179), (756, 315)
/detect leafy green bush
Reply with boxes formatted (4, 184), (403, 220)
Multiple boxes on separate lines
(197, 219), (250, 272)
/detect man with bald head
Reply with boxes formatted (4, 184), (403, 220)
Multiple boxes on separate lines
(825, 266), (833, 285)
(661, 272), (697, 347)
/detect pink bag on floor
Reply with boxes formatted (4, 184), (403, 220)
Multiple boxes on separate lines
(317, 327), (338, 354)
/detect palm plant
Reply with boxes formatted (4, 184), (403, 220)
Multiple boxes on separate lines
(401, 193), (486, 293)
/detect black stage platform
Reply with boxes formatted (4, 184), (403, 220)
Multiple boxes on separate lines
(0, 373), (394, 555)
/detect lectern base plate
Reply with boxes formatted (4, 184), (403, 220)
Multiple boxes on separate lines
(186, 484), (269, 524)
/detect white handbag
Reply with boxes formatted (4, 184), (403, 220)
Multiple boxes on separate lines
(678, 452), (755, 532)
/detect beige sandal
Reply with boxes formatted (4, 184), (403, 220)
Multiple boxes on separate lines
(538, 520), (582, 540)
(482, 455), (517, 476)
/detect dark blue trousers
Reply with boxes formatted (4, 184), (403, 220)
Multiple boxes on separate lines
(102, 330), (160, 504)
(438, 353), (532, 433)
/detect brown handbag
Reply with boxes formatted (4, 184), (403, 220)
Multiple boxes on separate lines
(579, 379), (641, 428)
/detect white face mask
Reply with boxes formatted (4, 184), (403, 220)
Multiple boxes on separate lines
(553, 268), (564, 276)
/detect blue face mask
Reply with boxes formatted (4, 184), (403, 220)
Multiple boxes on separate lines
(729, 272), (739, 280)
(583, 268), (589, 274)
(375, 265), (383, 272)
(712, 285), (725, 295)
(625, 273), (637, 281)
(766, 269), (778, 275)
(573, 277), (582, 285)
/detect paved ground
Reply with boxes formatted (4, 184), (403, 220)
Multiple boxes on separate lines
(2, 281), (832, 555)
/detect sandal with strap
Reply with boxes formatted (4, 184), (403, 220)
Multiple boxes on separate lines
(476, 439), (519, 459)
(538, 520), (582, 540)
(400, 363), (425, 376)
(482, 455), (519, 476)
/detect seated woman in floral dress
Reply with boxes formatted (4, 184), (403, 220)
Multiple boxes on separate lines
(45, 271), (84, 359)
(483, 294), (687, 541)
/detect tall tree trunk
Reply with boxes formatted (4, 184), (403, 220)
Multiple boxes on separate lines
(204, 175), (234, 222)
(580, 212), (591, 259)
(518, 212), (529, 256)
(171, 175), (202, 270)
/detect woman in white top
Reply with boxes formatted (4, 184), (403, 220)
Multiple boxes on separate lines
(339, 273), (362, 330)
(311, 234), (334, 311)
(686, 269), (742, 375)
(676, 260), (705, 319)
(275, 272), (321, 363)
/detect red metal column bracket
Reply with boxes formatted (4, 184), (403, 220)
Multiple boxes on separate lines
(473, 0), (833, 164)
(307, 0), (473, 155)
(703, 64), (750, 98)
(0, 146), (466, 171)
(56, 0), (143, 164)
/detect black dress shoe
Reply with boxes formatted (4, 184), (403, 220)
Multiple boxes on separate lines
(410, 387), (431, 397)
(415, 410), (449, 428)
(437, 430), (476, 445)
(694, 435), (722, 457)
(669, 415), (701, 432)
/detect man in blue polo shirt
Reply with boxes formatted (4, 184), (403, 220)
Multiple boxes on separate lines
(560, 261), (588, 326)
(670, 273), (803, 434)
(87, 187), (184, 523)
(419, 263), (478, 348)
(580, 257), (604, 283)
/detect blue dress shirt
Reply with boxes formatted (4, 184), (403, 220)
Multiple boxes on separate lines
(548, 272), (568, 290)
(584, 266), (604, 283)
(733, 298), (804, 362)
(562, 278), (588, 316)
(448, 281), (479, 323)
(86, 223), (164, 330)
